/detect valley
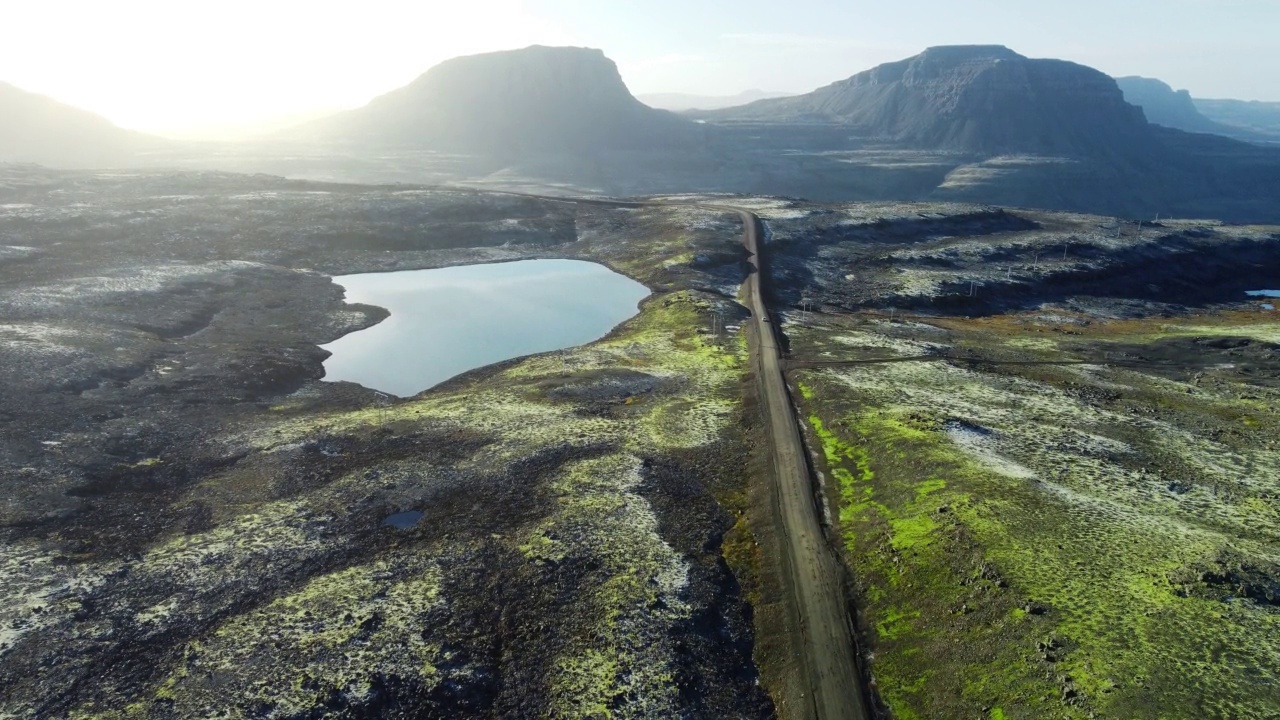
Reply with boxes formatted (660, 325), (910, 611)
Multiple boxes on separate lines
(2, 169), (1276, 719)
(2, 35), (1280, 720)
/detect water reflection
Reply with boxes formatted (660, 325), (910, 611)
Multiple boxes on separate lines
(322, 260), (650, 396)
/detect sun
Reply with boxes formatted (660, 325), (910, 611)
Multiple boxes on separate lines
(0, 0), (570, 135)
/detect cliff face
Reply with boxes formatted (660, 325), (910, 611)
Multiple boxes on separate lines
(1115, 76), (1233, 135)
(708, 46), (1154, 156)
(0, 82), (152, 167)
(303, 46), (699, 154)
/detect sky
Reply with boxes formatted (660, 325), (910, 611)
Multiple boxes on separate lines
(3, 0), (1277, 137)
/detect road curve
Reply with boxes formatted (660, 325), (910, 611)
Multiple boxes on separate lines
(444, 187), (869, 718)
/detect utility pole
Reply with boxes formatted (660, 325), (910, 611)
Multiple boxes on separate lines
(374, 391), (392, 425)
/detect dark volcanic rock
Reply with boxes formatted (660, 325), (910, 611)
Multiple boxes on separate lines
(300, 45), (699, 155)
(707, 45), (1153, 156)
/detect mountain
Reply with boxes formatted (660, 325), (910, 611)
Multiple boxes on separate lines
(1194, 98), (1280, 142)
(298, 46), (700, 155)
(1113, 76), (1262, 141)
(0, 82), (156, 167)
(703, 45), (1153, 157)
(638, 90), (795, 112)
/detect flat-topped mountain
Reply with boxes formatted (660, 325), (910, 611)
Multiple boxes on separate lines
(705, 45), (1153, 156)
(0, 82), (155, 167)
(300, 46), (699, 155)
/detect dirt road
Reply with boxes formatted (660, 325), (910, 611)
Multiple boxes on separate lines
(726, 208), (870, 720)
(448, 187), (869, 718)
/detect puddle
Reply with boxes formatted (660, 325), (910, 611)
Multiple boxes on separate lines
(321, 260), (650, 397)
(383, 510), (424, 530)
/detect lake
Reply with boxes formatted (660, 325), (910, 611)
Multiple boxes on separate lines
(321, 259), (650, 397)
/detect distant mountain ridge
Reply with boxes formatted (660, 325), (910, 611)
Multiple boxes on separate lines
(0, 82), (157, 167)
(299, 45), (700, 155)
(638, 90), (795, 112)
(1114, 76), (1274, 144)
(704, 45), (1153, 156)
(1194, 98), (1280, 142)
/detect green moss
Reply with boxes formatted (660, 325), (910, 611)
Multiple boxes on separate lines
(807, 413), (879, 548)
(876, 607), (919, 640)
(889, 514), (938, 552)
(552, 649), (620, 718)
(543, 454), (689, 718)
(789, 309), (1280, 719)
(138, 558), (445, 715)
(120, 285), (750, 718)
(721, 512), (763, 607)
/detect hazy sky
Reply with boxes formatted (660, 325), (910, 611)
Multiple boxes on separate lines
(4, 0), (1277, 136)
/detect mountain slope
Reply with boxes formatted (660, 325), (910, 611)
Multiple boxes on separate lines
(299, 46), (699, 155)
(0, 82), (155, 167)
(704, 45), (1153, 156)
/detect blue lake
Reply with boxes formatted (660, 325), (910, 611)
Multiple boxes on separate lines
(1246, 290), (1280, 298)
(321, 260), (650, 397)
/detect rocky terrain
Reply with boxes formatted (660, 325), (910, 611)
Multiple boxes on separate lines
(742, 197), (1280, 719)
(0, 167), (771, 718)
(753, 199), (1280, 316)
(4, 165), (1279, 719)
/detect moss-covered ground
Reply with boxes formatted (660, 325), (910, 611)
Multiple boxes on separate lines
(0, 185), (773, 718)
(788, 309), (1280, 719)
(36, 287), (771, 719)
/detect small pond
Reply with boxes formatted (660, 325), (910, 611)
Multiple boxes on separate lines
(321, 260), (650, 397)
(384, 510), (424, 530)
